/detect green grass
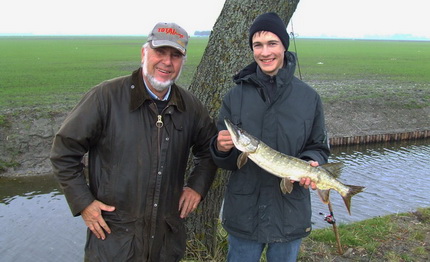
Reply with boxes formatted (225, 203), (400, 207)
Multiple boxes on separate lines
(308, 215), (394, 253)
(182, 207), (430, 261)
(1, 36), (429, 110)
(293, 39), (430, 82)
(0, 159), (20, 172)
(0, 114), (10, 127)
(0, 36), (208, 110)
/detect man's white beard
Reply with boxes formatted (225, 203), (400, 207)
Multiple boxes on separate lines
(142, 55), (182, 92)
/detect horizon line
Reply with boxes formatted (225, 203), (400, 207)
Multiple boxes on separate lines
(0, 33), (429, 41)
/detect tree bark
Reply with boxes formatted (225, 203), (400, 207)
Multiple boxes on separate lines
(185, 0), (300, 257)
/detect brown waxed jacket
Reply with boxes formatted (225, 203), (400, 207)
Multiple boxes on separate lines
(50, 68), (218, 261)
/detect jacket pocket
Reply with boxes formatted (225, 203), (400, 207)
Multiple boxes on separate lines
(281, 187), (312, 236)
(85, 220), (137, 262)
(227, 165), (257, 195)
(222, 183), (258, 236)
(159, 217), (186, 262)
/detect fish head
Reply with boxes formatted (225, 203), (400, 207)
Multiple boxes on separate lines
(224, 118), (259, 153)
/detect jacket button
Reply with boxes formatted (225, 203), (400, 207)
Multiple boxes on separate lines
(130, 85), (135, 89)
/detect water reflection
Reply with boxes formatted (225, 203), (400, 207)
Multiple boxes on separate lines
(311, 138), (430, 229)
(0, 138), (429, 261)
(0, 175), (86, 262)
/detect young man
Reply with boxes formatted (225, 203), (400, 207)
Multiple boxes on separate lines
(210, 12), (330, 262)
(50, 22), (217, 261)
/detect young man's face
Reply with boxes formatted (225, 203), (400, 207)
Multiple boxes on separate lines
(251, 31), (286, 76)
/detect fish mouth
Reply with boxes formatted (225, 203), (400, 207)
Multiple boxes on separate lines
(224, 118), (259, 153)
(224, 119), (240, 138)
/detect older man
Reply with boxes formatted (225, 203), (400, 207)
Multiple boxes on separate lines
(50, 22), (217, 261)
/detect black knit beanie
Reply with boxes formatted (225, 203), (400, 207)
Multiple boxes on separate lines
(249, 12), (289, 51)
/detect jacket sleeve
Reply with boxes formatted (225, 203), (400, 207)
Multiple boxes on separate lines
(50, 87), (102, 216)
(208, 94), (242, 171)
(209, 135), (242, 171)
(298, 95), (330, 165)
(185, 103), (218, 200)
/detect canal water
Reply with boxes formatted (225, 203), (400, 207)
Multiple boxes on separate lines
(311, 138), (430, 229)
(1, 138), (429, 261)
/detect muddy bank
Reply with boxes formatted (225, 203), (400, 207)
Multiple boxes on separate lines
(1, 100), (429, 177)
(0, 109), (66, 176)
(324, 100), (430, 138)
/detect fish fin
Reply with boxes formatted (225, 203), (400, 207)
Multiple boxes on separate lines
(342, 185), (366, 215)
(236, 153), (249, 169)
(320, 162), (343, 178)
(317, 189), (331, 204)
(280, 178), (294, 194)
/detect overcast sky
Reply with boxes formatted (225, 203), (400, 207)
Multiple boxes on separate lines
(1, 0), (428, 40)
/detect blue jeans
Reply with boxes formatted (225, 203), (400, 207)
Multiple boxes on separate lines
(227, 234), (302, 262)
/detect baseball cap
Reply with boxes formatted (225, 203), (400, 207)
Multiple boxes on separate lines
(147, 22), (189, 55)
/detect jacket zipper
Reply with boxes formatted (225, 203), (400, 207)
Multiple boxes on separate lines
(156, 114), (163, 158)
(149, 113), (163, 250)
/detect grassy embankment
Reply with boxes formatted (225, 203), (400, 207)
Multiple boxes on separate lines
(1, 36), (429, 260)
(297, 207), (430, 261)
(184, 207), (430, 261)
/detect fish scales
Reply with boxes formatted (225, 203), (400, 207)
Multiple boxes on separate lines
(224, 118), (365, 215)
(250, 142), (350, 195)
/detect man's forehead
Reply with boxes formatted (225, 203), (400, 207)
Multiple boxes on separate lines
(252, 32), (281, 45)
(152, 45), (184, 55)
(253, 31), (280, 40)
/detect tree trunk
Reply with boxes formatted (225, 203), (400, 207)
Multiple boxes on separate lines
(185, 0), (300, 257)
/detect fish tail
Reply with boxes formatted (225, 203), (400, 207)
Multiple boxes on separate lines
(342, 185), (365, 215)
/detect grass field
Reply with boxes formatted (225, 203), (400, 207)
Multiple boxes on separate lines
(293, 38), (430, 82)
(0, 36), (429, 110)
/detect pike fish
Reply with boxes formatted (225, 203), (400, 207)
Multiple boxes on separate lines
(224, 118), (365, 215)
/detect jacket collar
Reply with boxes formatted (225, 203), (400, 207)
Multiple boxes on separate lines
(129, 68), (186, 112)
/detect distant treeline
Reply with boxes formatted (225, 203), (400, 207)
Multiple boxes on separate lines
(194, 31), (211, 36)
